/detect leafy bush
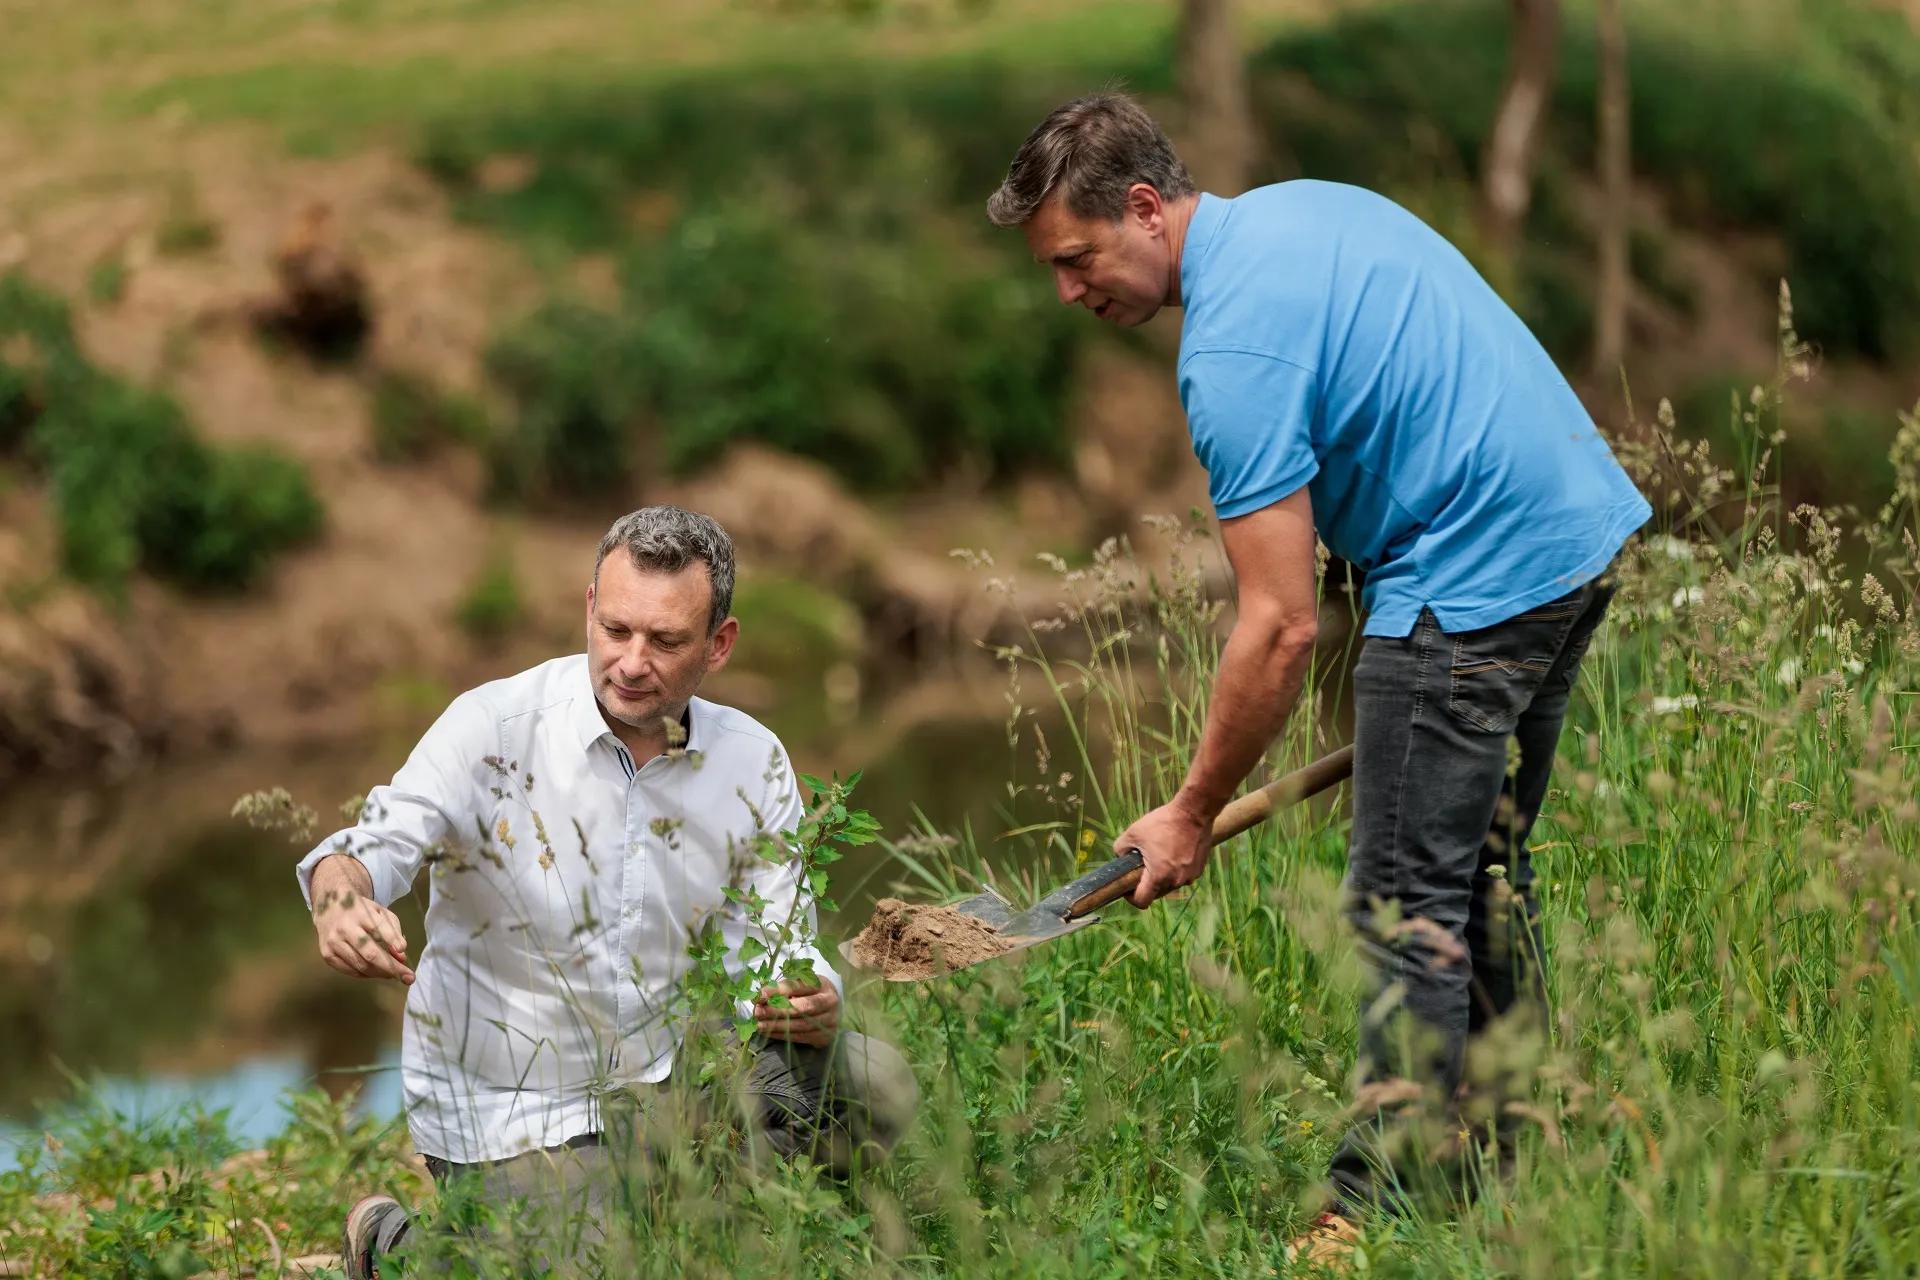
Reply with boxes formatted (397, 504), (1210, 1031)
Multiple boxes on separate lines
(455, 542), (524, 644)
(425, 70), (1089, 498)
(416, 69), (1055, 255)
(630, 202), (1077, 488)
(143, 445), (324, 588)
(0, 272), (322, 593)
(483, 198), (1077, 498)
(483, 299), (638, 501)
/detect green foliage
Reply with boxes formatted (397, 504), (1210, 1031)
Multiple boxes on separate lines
(12, 370), (1919, 1270)
(1515, 254), (1594, 366)
(6, 375), (1920, 1270)
(676, 768), (872, 1062)
(416, 69), (1053, 254)
(1627, 225), (1694, 318)
(729, 574), (862, 678)
(624, 202), (1076, 488)
(2, 1086), (416, 1277)
(85, 255), (127, 307)
(483, 299), (637, 501)
(433, 72), (1088, 497)
(368, 368), (489, 463)
(454, 542), (524, 644)
(0, 272), (322, 592)
(1258, 1), (1920, 360)
(1676, 369), (1901, 512)
(483, 205), (1077, 496)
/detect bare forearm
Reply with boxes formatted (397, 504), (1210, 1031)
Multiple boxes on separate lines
(1174, 616), (1316, 819)
(310, 852), (375, 910)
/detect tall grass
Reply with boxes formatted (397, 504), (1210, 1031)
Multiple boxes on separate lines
(4, 316), (1916, 1275)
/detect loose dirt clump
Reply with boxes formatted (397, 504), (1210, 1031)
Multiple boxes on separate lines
(847, 898), (1013, 980)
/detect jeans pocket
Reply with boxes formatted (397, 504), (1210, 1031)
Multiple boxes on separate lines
(1445, 595), (1582, 733)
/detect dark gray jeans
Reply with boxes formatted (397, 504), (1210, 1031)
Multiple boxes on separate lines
(1329, 575), (1615, 1213)
(375, 1033), (918, 1271)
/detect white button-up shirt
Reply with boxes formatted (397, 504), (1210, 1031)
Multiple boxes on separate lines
(295, 654), (839, 1164)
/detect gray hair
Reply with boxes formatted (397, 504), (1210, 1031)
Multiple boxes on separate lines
(593, 506), (736, 632)
(986, 92), (1195, 229)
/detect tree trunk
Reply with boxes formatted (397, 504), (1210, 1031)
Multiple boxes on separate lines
(1481, 0), (1562, 256)
(1177, 0), (1259, 195)
(1592, 0), (1631, 378)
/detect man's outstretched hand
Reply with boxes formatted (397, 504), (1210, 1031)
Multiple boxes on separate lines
(1114, 799), (1216, 908)
(311, 853), (414, 984)
(753, 978), (839, 1047)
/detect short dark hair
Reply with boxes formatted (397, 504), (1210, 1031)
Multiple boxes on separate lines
(986, 92), (1195, 228)
(593, 506), (736, 633)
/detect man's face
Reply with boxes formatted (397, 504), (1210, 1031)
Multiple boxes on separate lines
(1022, 184), (1173, 327)
(585, 553), (736, 735)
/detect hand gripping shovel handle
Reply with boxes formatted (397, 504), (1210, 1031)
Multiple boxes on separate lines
(1047, 744), (1356, 921)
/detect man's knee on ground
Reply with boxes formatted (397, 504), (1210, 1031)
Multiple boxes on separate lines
(747, 1032), (920, 1171)
(836, 1033), (920, 1157)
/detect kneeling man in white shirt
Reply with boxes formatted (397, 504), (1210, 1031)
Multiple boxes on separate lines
(298, 505), (918, 1276)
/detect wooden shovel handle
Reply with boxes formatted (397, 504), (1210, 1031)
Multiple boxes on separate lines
(1063, 744), (1356, 920)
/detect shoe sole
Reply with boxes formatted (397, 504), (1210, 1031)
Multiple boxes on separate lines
(341, 1195), (399, 1280)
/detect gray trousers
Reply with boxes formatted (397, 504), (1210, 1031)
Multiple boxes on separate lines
(378, 1033), (917, 1270)
(1329, 576), (1615, 1212)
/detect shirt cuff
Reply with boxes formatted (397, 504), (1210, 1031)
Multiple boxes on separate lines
(295, 834), (401, 910)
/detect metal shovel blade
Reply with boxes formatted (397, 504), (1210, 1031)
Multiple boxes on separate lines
(837, 853), (1139, 983)
(837, 746), (1357, 984)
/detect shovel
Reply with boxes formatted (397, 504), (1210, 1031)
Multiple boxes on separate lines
(846, 744), (1354, 980)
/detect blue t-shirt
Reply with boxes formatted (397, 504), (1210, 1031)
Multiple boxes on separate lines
(1178, 181), (1651, 637)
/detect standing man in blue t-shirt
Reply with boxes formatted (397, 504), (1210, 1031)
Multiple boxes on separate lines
(986, 94), (1649, 1256)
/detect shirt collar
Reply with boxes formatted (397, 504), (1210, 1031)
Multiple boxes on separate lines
(1179, 192), (1228, 312)
(570, 659), (703, 759)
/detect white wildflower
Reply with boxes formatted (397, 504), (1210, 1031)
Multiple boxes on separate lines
(1775, 658), (1802, 687)
(1652, 535), (1695, 561)
(1671, 586), (1705, 608)
(1651, 695), (1699, 715)
(1844, 659), (1864, 676)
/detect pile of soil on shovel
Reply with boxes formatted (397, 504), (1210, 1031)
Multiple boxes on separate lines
(847, 898), (1013, 980)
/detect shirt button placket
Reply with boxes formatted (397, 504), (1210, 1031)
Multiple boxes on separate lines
(613, 743), (638, 1077)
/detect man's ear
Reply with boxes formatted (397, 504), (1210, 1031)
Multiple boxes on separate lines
(1127, 182), (1166, 234)
(706, 616), (739, 673)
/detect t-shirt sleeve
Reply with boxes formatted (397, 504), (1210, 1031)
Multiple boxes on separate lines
(1178, 349), (1321, 519)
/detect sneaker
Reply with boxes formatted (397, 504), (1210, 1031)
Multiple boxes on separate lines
(1284, 1211), (1362, 1271)
(342, 1193), (408, 1280)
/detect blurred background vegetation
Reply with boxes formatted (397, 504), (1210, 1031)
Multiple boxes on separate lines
(0, 0), (1915, 1219)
